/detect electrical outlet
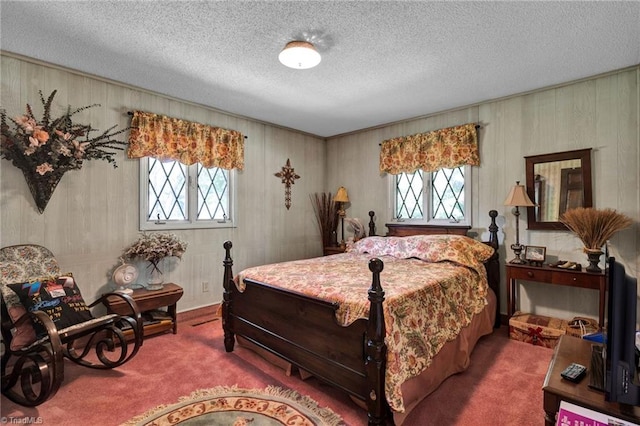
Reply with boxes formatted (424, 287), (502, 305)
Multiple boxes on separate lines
(202, 281), (209, 292)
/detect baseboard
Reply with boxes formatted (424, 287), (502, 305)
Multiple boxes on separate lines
(177, 304), (220, 323)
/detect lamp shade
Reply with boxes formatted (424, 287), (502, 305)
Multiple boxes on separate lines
(503, 181), (535, 207)
(278, 41), (321, 69)
(334, 186), (349, 203)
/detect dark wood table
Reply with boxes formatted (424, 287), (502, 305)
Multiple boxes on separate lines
(542, 335), (640, 426)
(506, 263), (606, 328)
(105, 283), (183, 337)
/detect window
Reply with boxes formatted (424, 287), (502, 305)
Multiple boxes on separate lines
(393, 165), (470, 225)
(139, 158), (235, 230)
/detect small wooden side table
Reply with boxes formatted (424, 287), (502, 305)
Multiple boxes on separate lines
(105, 283), (183, 337)
(543, 335), (640, 426)
(506, 263), (606, 328)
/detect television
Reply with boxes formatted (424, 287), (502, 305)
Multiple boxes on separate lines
(605, 256), (640, 405)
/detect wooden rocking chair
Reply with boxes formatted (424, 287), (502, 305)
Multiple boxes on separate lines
(1, 244), (144, 406)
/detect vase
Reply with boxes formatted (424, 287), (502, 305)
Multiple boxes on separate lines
(147, 260), (164, 290)
(21, 167), (66, 214)
(585, 249), (603, 273)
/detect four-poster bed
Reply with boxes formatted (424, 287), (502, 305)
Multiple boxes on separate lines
(221, 210), (500, 425)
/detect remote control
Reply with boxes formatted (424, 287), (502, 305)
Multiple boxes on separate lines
(561, 362), (587, 383)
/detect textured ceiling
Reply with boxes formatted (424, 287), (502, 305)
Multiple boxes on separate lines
(1, 1), (639, 137)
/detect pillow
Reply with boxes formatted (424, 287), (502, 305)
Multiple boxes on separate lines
(8, 275), (93, 340)
(399, 234), (495, 266)
(347, 236), (396, 256)
(350, 234), (495, 270)
(1, 283), (37, 350)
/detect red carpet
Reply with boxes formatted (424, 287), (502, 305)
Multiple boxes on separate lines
(1, 313), (553, 425)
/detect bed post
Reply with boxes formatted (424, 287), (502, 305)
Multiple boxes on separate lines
(368, 211), (376, 236)
(488, 210), (499, 249)
(365, 258), (388, 425)
(222, 240), (235, 352)
(486, 210), (501, 328)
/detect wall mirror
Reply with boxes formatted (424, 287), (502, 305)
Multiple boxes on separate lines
(525, 148), (592, 230)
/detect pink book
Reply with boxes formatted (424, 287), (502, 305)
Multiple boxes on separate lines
(557, 401), (635, 426)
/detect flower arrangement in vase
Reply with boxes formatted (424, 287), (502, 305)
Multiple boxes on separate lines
(310, 192), (339, 248)
(0, 90), (128, 213)
(560, 207), (632, 272)
(123, 232), (188, 289)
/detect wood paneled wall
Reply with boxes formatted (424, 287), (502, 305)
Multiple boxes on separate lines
(1, 53), (638, 323)
(327, 67), (639, 321)
(0, 54), (327, 313)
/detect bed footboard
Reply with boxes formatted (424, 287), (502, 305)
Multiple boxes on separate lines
(221, 241), (390, 425)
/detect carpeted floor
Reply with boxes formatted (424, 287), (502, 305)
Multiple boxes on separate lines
(1, 312), (553, 425)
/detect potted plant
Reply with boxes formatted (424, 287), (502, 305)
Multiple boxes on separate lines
(560, 207), (632, 272)
(123, 232), (188, 289)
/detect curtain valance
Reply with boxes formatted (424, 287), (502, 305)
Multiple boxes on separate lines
(127, 111), (244, 170)
(379, 123), (479, 174)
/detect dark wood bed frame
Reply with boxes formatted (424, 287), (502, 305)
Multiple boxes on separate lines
(222, 210), (500, 425)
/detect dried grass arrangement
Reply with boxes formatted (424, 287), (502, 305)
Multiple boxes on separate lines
(310, 192), (339, 248)
(560, 207), (632, 251)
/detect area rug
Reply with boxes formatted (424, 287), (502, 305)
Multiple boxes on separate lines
(121, 385), (345, 426)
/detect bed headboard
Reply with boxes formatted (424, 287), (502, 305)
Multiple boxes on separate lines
(385, 223), (471, 237)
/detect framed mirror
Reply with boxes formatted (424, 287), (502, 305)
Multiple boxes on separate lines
(525, 148), (592, 230)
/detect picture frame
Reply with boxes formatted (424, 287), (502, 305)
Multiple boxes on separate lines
(525, 245), (546, 266)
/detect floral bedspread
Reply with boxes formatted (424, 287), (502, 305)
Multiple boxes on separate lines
(235, 235), (493, 413)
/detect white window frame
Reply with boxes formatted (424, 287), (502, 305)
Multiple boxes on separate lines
(139, 157), (237, 230)
(389, 165), (472, 227)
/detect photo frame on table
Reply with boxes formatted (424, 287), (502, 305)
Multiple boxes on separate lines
(524, 245), (546, 266)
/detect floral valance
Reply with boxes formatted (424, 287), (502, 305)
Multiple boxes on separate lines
(127, 111), (244, 170)
(379, 123), (479, 174)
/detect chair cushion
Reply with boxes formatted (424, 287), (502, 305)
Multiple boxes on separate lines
(8, 275), (94, 340)
(0, 245), (62, 284)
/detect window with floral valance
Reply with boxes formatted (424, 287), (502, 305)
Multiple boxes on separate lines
(379, 123), (480, 174)
(127, 111), (244, 170)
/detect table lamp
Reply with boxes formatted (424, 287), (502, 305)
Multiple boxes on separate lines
(334, 186), (350, 249)
(504, 181), (535, 264)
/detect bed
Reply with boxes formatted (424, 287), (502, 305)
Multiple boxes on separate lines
(221, 210), (500, 425)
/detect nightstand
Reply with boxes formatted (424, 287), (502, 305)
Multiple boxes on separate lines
(323, 246), (345, 256)
(105, 283), (183, 337)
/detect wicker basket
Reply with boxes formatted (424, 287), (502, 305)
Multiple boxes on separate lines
(509, 311), (568, 349)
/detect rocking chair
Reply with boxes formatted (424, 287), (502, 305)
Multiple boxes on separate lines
(1, 244), (144, 406)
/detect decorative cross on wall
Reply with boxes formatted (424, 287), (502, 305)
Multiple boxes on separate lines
(274, 158), (300, 210)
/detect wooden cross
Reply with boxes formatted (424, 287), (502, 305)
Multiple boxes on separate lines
(274, 158), (300, 210)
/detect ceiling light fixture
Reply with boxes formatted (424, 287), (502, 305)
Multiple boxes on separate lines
(278, 41), (321, 69)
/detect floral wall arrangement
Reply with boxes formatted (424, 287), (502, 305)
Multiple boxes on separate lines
(0, 90), (128, 213)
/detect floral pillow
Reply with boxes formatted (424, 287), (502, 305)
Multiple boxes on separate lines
(347, 236), (397, 256)
(8, 275), (93, 340)
(349, 234), (494, 271)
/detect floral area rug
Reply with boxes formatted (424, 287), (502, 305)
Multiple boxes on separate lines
(121, 385), (345, 426)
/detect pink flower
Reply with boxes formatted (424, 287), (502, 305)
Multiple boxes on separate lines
(54, 129), (73, 141)
(36, 163), (54, 175)
(16, 117), (39, 134)
(28, 136), (41, 148)
(72, 140), (89, 159)
(15, 115), (35, 133)
(57, 144), (72, 156)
